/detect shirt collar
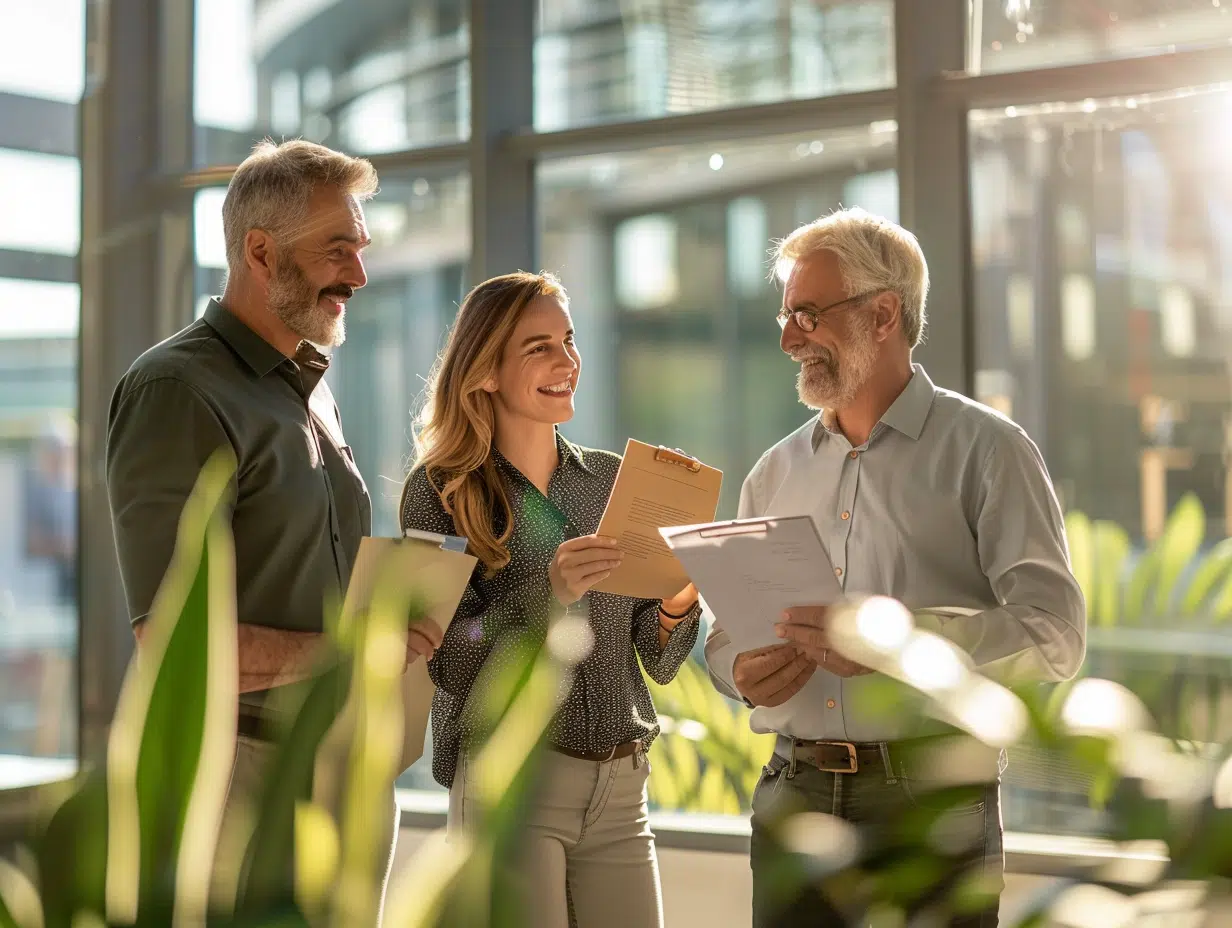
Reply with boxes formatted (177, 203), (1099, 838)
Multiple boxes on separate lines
(812, 363), (937, 450)
(492, 429), (596, 480)
(202, 298), (294, 378)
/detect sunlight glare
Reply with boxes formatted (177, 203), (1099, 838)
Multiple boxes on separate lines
(900, 633), (966, 692)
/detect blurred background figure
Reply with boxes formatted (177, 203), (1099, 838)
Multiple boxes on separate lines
(23, 417), (77, 606)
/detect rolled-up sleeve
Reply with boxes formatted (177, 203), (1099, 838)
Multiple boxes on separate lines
(919, 426), (1087, 682)
(106, 376), (236, 626)
(632, 598), (700, 685)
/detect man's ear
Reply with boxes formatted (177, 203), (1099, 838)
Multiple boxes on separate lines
(872, 291), (902, 342)
(245, 229), (276, 284)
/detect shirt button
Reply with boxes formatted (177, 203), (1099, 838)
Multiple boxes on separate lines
(826, 699), (836, 709)
(834, 567), (843, 577)
(841, 511), (850, 521)
(333, 533), (340, 542)
(848, 450), (859, 459)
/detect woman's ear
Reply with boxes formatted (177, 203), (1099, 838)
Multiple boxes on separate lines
(481, 376), (498, 394)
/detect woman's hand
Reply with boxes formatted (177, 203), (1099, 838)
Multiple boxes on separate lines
(406, 617), (445, 667)
(550, 535), (623, 606)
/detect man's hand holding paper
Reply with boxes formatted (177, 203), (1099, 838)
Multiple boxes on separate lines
(774, 605), (872, 677)
(731, 643), (816, 707)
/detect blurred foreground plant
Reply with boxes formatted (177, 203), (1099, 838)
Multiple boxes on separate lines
(756, 596), (1232, 926)
(0, 451), (576, 928)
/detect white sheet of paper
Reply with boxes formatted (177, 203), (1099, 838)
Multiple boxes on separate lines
(661, 515), (844, 652)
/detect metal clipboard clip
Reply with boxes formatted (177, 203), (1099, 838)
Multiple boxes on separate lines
(654, 446), (703, 474)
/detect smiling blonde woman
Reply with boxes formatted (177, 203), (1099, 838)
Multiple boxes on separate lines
(399, 271), (700, 928)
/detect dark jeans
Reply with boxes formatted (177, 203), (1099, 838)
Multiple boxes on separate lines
(750, 751), (1003, 928)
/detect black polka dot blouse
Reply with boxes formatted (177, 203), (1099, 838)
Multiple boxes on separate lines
(400, 431), (702, 789)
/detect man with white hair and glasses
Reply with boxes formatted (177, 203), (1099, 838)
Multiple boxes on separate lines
(704, 208), (1087, 926)
(107, 140), (441, 918)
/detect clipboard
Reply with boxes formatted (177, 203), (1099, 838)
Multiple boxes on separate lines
(314, 534), (477, 797)
(660, 515), (843, 651)
(592, 439), (723, 600)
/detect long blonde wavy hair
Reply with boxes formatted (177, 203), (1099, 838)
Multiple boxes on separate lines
(401, 271), (568, 575)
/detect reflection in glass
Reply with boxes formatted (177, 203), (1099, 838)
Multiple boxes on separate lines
(972, 86), (1232, 837)
(535, 0), (894, 130)
(540, 126), (898, 516)
(194, 0), (469, 165)
(0, 8), (81, 771)
(0, 283), (78, 763)
(972, 86), (1232, 541)
(970, 0), (1232, 74)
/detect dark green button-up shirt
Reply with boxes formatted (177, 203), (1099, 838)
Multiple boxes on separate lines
(106, 299), (371, 703)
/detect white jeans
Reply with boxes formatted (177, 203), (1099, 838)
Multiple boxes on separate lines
(449, 748), (664, 928)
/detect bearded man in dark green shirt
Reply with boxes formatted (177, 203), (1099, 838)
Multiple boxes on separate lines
(106, 139), (441, 920)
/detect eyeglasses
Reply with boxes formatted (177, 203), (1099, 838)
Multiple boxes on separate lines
(776, 291), (884, 333)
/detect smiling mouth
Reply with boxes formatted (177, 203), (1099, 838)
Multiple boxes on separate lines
(539, 379), (574, 397)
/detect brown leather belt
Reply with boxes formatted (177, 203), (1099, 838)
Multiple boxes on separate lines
(779, 734), (1004, 780)
(549, 740), (643, 763)
(788, 739), (886, 774)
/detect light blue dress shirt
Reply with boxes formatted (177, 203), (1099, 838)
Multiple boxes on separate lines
(705, 364), (1086, 743)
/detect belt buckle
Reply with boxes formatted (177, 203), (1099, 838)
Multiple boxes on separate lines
(816, 741), (859, 774)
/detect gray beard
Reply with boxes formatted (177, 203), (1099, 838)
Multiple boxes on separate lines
(796, 329), (877, 410)
(268, 261), (346, 348)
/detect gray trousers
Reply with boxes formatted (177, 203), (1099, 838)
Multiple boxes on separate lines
(751, 750), (1004, 928)
(211, 735), (400, 924)
(449, 747), (664, 928)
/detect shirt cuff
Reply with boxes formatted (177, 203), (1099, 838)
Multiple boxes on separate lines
(706, 630), (743, 703)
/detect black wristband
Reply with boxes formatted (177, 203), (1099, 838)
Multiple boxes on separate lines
(658, 601), (697, 620)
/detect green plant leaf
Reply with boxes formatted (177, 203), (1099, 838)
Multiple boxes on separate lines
(1152, 492), (1205, 617)
(1179, 537), (1232, 616)
(1091, 521), (1130, 628)
(695, 762), (730, 814)
(1123, 550), (1158, 625)
(30, 773), (109, 925)
(1065, 511), (1096, 618)
(665, 734), (701, 805)
(237, 659), (350, 914)
(0, 858), (42, 928)
(648, 747), (682, 811)
(105, 448), (239, 924)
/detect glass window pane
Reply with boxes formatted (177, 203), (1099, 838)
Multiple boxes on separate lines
(0, 149), (80, 256)
(0, 1), (84, 103)
(194, 0), (469, 166)
(971, 85), (1232, 837)
(0, 301), (78, 763)
(193, 172), (468, 792)
(540, 129), (898, 817)
(535, 0), (894, 131)
(970, 0), (1232, 73)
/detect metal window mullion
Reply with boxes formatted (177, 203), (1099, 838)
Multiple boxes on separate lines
(468, 0), (536, 282)
(895, 0), (972, 396)
(939, 44), (1232, 110)
(78, 0), (196, 763)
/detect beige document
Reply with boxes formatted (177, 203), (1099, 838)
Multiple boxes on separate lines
(316, 534), (476, 794)
(593, 439), (723, 600)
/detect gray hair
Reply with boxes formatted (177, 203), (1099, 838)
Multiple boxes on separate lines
(222, 139), (379, 275)
(772, 207), (930, 347)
